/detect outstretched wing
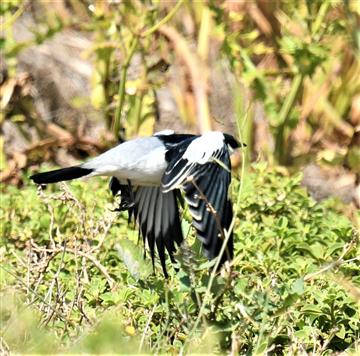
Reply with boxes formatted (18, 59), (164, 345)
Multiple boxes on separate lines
(182, 152), (233, 261)
(161, 133), (234, 262)
(110, 178), (183, 277)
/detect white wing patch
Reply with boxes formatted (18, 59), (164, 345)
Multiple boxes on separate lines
(183, 131), (224, 164)
(161, 131), (227, 192)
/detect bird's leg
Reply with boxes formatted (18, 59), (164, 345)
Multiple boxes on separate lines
(127, 179), (135, 204)
(124, 180), (135, 223)
(113, 180), (135, 212)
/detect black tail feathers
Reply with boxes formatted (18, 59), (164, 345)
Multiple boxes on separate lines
(30, 166), (93, 185)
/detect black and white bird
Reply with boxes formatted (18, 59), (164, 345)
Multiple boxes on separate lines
(30, 130), (242, 277)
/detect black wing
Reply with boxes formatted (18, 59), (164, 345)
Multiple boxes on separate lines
(110, 178), (183, 277)
(161, 143), (233, 262)
(133, 187), (183, 277)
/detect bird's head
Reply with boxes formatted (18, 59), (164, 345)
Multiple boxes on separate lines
(223, 133), (246, 152)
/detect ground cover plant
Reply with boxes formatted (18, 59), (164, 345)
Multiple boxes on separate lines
(1, 164), (359, 354)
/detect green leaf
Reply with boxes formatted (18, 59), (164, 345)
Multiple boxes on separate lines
(301, 305), (323, 315)
(291, 278), (305, 295)
(336, 324), (346, 339)
(115, 240), (152, 280)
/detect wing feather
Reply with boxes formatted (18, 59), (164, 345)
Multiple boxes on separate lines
(136, 187), (153, 254)
(161, 137), (234, 264)
(130, 187), (183, 277)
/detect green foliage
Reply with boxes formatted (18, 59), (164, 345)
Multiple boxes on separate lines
(214, 1), (359, 165)
(1, 166), (359, 354)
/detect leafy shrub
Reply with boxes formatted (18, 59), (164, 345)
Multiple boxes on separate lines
(0, 165), (359, 354)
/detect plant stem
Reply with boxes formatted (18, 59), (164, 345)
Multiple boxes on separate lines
(134, 93), (144, 133)
(275, 73), (303, 164)
(2, 2), (26, 29)
(197, 5), (212, 61)
(112, 38), (138, 138)
(312, 0), (331, 37)
(142, 0), (185, 37)
(103, 54), (113, 130)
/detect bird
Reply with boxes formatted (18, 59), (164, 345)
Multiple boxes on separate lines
(30, 130), (242, 277)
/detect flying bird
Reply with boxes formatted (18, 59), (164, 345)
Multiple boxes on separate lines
(30, 130), (242, 277)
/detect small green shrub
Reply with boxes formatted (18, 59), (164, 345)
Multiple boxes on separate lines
(0, 165), (359, 354)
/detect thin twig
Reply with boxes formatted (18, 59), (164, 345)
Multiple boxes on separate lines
(89, 211), (117, 253)
(142, 0), (185, 37)
(138, 305), (156, 352)
(40, 242), (67, 314)
(30, 245), (115, 288)
(190, 178), (231, 261)
(0, 265), (67, 322)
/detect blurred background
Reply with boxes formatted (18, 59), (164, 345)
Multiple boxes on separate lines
(1, 0), (359, 203)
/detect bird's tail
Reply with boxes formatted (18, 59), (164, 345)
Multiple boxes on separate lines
(30, 166), (93, 184)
